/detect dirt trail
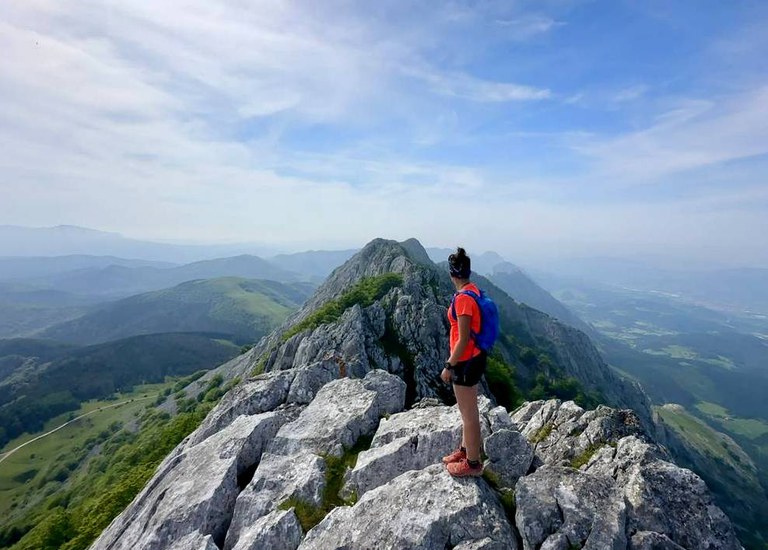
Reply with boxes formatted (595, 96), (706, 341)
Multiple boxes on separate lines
(0, 395), (153, 466)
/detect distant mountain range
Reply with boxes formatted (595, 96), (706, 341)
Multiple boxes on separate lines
(487, 262), (592, 334)
(0, 225), (280, 263)
(39, 277), (314, 345)
(531, 256), (768, 315)
(0, 254), (316, 339)
(426, 247), (506, 276)
(1, 254), (302, 297)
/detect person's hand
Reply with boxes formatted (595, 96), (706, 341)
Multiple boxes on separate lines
(440, 367), (452, 384)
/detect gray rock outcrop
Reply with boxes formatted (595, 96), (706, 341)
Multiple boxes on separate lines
(91, 412), (286, 550)
(92, 390), (742, 550)
(299, 464), (519, 550)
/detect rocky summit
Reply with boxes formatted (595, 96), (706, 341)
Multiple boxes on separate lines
(90, 239), (742, 550)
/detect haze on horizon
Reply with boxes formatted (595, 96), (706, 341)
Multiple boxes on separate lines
(1, 1), (767, 268)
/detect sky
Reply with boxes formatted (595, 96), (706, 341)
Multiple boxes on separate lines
(1, 0), (767, 266)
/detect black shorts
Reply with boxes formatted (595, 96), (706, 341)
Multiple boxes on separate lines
(451, 351), (487, 387)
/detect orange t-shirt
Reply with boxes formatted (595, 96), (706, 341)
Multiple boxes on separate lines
(447, 283), (483, 362)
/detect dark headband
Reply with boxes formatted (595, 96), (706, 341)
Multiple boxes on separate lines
(449, 263), (471, 279)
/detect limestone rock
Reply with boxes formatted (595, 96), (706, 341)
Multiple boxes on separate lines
(344, 404), (462, 497)
(224, 370), (406, 549)
(270, 370), (406, 457)
(623, 459), (741, 550)
(629, 531), (686, 550)
(483, 428), (533, 487)
(515, 465), (626, 550)
(298, 465), (518, 550)
(91, 412), (285, 550)
(230, 509), (303, 550)
(166, 531), (219, 550)
(285, 360), (340, 404)
(188, 370), (295, 446)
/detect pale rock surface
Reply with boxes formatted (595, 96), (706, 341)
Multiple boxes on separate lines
(298, 465), (519, 550)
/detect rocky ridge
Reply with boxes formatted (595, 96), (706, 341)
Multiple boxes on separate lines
(91, 371), (741, 549)
(89, 239), (742, 549)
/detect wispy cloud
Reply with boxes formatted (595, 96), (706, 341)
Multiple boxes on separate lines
(0, 0), (766, 266)
(494, 15), (564, 39)
(574, 87), (768, 182)
(612, 84), (649, 103)
(405, 66), (551, 102)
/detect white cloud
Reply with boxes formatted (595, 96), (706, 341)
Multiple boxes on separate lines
(494, 15), (564, 39)
(0, 1), (766, 268)
(574, 87), (768, 182)
(406, 66), (551, 102)
(612, 84), (649, 103)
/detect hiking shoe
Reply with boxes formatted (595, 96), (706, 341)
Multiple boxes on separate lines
(441, 447), (466, 465)
(446, 458), (484, 477)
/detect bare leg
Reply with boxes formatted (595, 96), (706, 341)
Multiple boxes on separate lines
(454, 388), (467, 449)
(453, 383), (481, 462)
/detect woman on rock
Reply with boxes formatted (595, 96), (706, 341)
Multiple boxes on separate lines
(441, 247), (486, 477)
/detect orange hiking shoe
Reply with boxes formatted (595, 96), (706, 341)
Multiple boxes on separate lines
(442, 447), (466, 465)
(446, 458), (484, 477)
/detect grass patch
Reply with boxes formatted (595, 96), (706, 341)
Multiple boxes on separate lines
(695, 401), (730, 418)
(570, 443), (604, 469)
(481, 469), (502, 489)
(282, 273), (403, 342)
(481, 470), (516, 526)
(530, 422), (553, 444)
(498, 488), (516, 522)
(277, 496), (327, 533)
(250, 350), (274, 377)
(277, 433), (374, 531)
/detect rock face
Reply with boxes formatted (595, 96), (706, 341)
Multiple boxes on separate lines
(90, 239), (742, 550)
(299, 464), (519, 550)
(92, 390), (743, 550)
(223, 371), (406, 549)
(91, 412), (287, 550)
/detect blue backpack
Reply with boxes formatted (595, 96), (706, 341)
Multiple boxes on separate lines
(450, 288), (500, 353)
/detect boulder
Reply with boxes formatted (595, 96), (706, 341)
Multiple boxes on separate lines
(229, 508), (303, 550)
(91, 412), (285, 550)
(299, 464), (519, 550)
(483, 428), (533, 487)
(344, 404), (461, 497)
(515, 465), (626, 550)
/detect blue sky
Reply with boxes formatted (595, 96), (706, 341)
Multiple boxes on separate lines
(1, 0), (767, 266)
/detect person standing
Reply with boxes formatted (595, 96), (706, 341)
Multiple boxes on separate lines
(441, 247), (487, 477)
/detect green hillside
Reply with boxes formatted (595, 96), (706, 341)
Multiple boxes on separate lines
(0, 375), (231, 550)
(40, 277), (313, 345)
(0, 334), (240, 448)
(657, 404), (768, 548)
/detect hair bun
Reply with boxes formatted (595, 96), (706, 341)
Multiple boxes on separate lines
(448, 247), (471, 278)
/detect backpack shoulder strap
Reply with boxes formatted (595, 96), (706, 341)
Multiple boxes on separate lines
(451, 288), (484, 320)
(460, 289), (480, 300)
